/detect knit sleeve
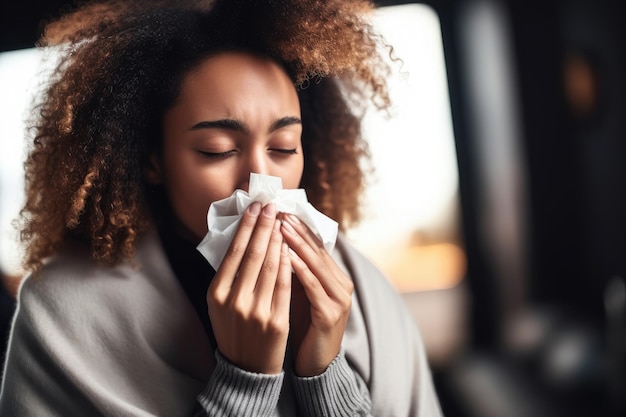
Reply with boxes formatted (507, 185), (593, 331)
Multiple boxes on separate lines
(196, 350), (284, 417)
(291, 349), (373, 417)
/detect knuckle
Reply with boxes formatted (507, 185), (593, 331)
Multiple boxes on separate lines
(230, 297), (250, 318)
(261, 259), (278, 275)
(274, 275), (291, 291)
(233, 309), (248, 324)
(337, 288), (353, 310)
(268, 316), (288, 335)
(327, 307), (342, 322)
(317, 308), (341, 328)
(293, 258), (312, 275)
(245, 245), (266, 262)
(266, 322), (283, 337)
(344, 279), (355, 294)
(229, 241), (247, 257)
(298, 272), (317, 290)
(207, 283), (226, 306)
(342, 295), (353, 312)
(316, 262), (331, 277)
(249, 311), (267, 328)
(333, 306), (349, 324)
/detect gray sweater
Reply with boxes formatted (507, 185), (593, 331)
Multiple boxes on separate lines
(0, 231), (443, 416)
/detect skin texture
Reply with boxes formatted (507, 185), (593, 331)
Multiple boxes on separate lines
(153, 52), (304, 241)
(281, 213), (354, 377)
(21, 0), (388, 272)
(153, 52), (353, 376)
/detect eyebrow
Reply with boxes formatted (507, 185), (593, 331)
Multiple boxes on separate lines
(269, 116), (302, 132)
(190, 116), (302, 134)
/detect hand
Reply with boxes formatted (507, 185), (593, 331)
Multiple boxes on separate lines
(280, 214), (354, 376)
(206, 202), (292, 374)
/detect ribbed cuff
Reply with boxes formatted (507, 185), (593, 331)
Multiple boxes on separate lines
(198, 351), (284, 417)
(292, 349), (372, 417)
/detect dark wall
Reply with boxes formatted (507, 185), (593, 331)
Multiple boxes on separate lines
(0, 0), (74, 52)
(509, 0), (626, 320)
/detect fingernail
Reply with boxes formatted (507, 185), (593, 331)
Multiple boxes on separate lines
(249, 202), (261, 215)
(263, 203), (276, 217)
(289, 214), (301, 224)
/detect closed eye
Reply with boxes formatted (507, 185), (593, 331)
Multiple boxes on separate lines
(269, 148), (298, 155)
(197, 150), (237, 159)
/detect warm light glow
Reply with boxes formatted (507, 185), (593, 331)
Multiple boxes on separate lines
(0, 48), (45, 277)
(377, 243), (466, 293)
(0, 6), (465, 294)
(345, 4), (465, 292)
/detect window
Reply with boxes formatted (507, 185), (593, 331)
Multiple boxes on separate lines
(0, 5), (465, 294)
(0, 47), (45, 276)
(345, 4), (465, 292)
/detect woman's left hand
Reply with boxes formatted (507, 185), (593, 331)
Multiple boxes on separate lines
(280, 213), (354, 377)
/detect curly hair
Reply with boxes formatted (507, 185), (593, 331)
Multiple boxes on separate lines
(19, 0), (392, 271)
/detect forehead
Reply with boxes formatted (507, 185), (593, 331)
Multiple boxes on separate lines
(183, 52), (296, 98)
(175, 51), (300, 116)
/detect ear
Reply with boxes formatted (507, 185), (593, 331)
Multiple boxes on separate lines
(144, 152), (163, 185)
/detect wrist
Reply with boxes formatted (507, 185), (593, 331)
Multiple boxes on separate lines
(295, 347), (340, 377)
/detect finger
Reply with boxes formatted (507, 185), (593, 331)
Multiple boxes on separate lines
(252, 219), (283, 300)
(289, 249), (351, 334)
(272, 242), (292, 321)
(288, 247), (329, 304)
(283, 215), (340, 275)
(281, 216), (352, 294)
(212, 201), (262, 291)
(231, 203), (278, 294)
(285, 214), (324, 251)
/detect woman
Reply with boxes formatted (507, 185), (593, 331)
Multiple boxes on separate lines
(0, 0), (443, 415)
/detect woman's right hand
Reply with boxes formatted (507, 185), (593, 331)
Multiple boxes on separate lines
(206, 202), (292, 374)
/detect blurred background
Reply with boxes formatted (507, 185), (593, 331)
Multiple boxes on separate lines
(1, 0), (625, 416)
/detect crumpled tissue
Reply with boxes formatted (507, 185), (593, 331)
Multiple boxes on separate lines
(196, 173), (338, 270)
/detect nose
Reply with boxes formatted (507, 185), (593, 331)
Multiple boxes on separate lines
(238, 148), (269, 192)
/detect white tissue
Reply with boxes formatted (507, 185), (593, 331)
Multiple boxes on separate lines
(196, 173), (339, 270)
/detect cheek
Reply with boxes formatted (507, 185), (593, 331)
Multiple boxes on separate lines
(171, 172), (233, 210)
(281, 154), (305, 189)
(161, 159), (236, 237)
(161, 148), (229, 203)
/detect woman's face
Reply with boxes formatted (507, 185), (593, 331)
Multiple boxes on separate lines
(155, 52), (304, 241)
